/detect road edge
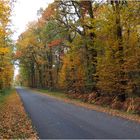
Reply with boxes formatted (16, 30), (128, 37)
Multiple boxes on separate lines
(16, 88), (39, 139)
(30, 88), (140, 124)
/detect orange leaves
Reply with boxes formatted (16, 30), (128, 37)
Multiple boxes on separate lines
(37, 3), (56, 27)
(14, 51), (22, 59)
(42, 3), (57, 21)
(58, 50), (85, 92)
(48, 39), (63, 48)
(0, 91), (38, 139)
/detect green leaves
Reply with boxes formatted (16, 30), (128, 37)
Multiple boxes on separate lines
(16, 0), (140, 98)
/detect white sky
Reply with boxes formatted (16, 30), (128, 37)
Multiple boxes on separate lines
(12, 0), (53, 41)
(12, 0), (53, 78)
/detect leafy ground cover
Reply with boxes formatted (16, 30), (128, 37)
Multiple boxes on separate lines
(0, 89), (38, 139)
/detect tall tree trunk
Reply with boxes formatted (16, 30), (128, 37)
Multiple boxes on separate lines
(48, 48), (53, 89)
(111, 0), (126, 101)
(80, 0), (97, 91)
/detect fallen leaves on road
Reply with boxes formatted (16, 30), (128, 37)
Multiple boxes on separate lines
(0, 91), (38, 139)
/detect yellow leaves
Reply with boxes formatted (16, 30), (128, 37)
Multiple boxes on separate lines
(0, 47), (9, 54)
(0, 0), (11, 19)
(59, 50), (85, 90)
(0, 62), (13, 89)
(0, 0), (13, 89)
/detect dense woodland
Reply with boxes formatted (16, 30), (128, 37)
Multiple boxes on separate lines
(15, 0), (140, 113)
(0, 0), (13, 90)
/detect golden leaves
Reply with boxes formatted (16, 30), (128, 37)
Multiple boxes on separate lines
(0, 91), (38, 139)
(0, 0), (13, 89)
(0, 47), (9, 54)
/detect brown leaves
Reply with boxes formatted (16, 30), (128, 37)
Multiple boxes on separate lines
(48, 39), (63, 48)
(0, 91), (38, 139)
(69, 92), (140, 116)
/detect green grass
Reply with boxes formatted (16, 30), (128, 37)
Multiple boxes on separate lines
(36, 89), (68, 99)
(0, 88), (13, 104)
(35, 88), (85, 104)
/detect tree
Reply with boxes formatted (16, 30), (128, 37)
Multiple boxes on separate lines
(0, 0), (13, 90)
(96, 0), (140, 100)
(16, 0), (140, 102)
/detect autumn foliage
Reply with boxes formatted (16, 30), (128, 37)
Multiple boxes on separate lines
(0, 90), (38, 139)
(48, 39), (63, 48)
(16, 0), (140, 114)
(0, 0), (14, 90)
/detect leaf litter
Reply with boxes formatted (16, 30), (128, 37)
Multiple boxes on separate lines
(0, 91), (38, 139)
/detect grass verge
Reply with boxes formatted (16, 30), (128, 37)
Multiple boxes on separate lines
(0, 89), (13, 104)
(36, 89), (68, 99)
(33, 88), (140, 124)
(0, 89), (38, 139)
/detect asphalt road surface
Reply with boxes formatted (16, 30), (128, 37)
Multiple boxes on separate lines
(16, 87), (140, 139)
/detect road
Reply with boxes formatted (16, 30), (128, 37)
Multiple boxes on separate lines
(16, 88), (140, 139)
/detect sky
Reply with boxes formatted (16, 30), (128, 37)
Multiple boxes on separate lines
(12, 0), (53, 41)
(12, 0), (53, 78)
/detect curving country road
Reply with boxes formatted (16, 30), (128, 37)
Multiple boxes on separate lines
(16, 87), (140, 139)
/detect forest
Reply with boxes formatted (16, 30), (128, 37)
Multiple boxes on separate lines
(0, 0), (14, 91)
(0, 0), (140, 114)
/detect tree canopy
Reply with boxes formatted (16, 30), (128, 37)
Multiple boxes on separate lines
(15, 0), (140, 112)
(0, 0), (14, 90)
